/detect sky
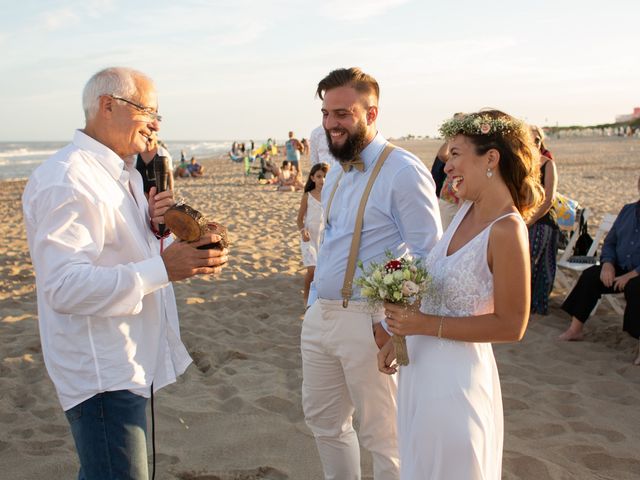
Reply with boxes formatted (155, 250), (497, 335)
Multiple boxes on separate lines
(1, 0), (639, 141)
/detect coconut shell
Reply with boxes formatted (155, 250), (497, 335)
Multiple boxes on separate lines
(164, 204), (208, 242)
(197, 222), (229, 250)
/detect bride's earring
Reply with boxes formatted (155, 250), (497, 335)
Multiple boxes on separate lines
(486, 168), (493, 178)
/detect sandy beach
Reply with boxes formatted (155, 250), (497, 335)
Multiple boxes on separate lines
(1, 136), (639, 479)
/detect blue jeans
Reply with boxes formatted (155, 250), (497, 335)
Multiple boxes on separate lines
(65, 390), (149, 480)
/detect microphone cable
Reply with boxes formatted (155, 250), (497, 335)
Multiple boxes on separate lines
(151, 382), (156, 480)
(151, 236), (165, 480)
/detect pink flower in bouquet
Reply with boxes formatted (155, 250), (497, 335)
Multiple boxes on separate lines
(385, 259), (402, 271)
(401, 280), (420, 296)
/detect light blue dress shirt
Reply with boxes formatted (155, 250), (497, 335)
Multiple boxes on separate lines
(309, 132), (442, 305)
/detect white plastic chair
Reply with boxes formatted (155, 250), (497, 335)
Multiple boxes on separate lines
(556, 212), (624, 315)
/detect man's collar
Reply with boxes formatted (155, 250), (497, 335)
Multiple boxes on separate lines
(73, 129), (129, 181)
(358, 132), (386, 172)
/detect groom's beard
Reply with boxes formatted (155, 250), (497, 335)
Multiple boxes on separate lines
(325, 120), (368, 162)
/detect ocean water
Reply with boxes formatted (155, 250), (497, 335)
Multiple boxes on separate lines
(0, 140), (235, 181)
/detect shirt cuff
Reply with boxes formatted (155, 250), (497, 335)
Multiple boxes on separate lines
(380, 318), (393, 336)
(307, 283), (318, 307)
(134, 256), (170, 296)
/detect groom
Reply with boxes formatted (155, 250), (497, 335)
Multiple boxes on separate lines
(301, 67), (442, 479)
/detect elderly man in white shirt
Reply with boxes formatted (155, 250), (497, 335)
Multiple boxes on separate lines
(302, 68), (441, 480)
(22, 67), (228, 480)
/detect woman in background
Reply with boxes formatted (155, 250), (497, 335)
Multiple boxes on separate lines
(527, 125), (559, 315)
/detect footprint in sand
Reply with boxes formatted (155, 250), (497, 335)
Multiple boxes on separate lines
(552, 403), (587, 418)
(255, 395), (301, 421)
(511, 423), (565, 440)
(174, 466), (289, 480)
(584, 380), (631, 399)
(38, 423), (69, 437)
(501, 396), (529, 411)
(582, 452), (640, 475)
(503, 453), (553, 480)
(22, 438), (66, 456)
(568, 421), (625, 442)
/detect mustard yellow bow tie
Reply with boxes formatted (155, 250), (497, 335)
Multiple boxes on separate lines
(340, 156), (365, 173)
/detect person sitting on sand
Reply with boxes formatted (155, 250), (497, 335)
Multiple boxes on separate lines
(187, 156), (204, 177)
(279, 160), (292, 182)
(175, 157), (191, 178)
(559, 175), (640, 364)
(277, 160), (304, 192)
(260, 157), (281, 185)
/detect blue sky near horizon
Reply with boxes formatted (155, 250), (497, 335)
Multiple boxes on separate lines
(1, 0), (638, 141)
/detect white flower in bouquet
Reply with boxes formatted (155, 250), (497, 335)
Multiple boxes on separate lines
(401, 280), (419, 296)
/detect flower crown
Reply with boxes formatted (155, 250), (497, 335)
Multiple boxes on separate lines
(439, 113), (524, 139)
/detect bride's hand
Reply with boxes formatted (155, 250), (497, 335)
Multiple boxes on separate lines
(377, 338), (397, 375)
(384, 302), (426, 336)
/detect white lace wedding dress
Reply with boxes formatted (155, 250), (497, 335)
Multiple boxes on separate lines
(398, 201), (521, 479)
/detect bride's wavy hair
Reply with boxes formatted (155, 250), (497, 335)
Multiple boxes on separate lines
(449, 109), (544, 221)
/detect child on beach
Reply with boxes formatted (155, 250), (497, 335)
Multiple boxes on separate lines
(296, 162), (329, 304)
(277, 160), (304, 191)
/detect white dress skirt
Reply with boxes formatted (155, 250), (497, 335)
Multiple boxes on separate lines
(300, 193), (324, 267)
(398, 201), (523, 479)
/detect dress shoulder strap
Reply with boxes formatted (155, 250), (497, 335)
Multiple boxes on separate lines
(488, 211), (522, 227)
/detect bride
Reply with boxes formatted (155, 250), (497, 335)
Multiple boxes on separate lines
(379, 110), (544, 479)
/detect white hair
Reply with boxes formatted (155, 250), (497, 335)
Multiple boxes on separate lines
(82, 67), (155, 121)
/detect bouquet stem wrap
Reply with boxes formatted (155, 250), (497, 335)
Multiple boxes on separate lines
(392, 334), (409, 366)
(391, 297), (420, 366)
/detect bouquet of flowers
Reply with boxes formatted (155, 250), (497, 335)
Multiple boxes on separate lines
(355, 251), (431, 365)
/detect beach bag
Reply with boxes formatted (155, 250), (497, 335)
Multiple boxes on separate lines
(573, 212), (593, 256)
(553, 193), (579, 230)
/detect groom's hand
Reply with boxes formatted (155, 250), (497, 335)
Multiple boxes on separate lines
(377, 339), (397, 375)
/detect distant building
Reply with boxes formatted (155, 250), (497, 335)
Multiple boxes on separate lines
(616, 107), (640, 123)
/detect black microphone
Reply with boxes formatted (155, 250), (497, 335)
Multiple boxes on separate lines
(153, 155), (170, 235)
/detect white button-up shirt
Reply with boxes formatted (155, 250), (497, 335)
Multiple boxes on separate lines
(310, 132), (442, 304)
(309, 125), (338, 169)
(23, 130), (191, 411)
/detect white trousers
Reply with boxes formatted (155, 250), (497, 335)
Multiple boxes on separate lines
(301, 299), (400, 480)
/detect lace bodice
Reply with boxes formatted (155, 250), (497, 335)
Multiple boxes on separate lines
(422, 201), (521, 317)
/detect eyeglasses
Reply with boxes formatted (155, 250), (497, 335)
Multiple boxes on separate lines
(108, 94), (162, 122)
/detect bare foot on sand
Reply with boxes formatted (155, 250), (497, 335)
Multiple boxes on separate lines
(558, 329), (584, 341)
(558, 318), (584, 341)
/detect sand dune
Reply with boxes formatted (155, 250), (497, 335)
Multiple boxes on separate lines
(1, 136), (639, 479)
